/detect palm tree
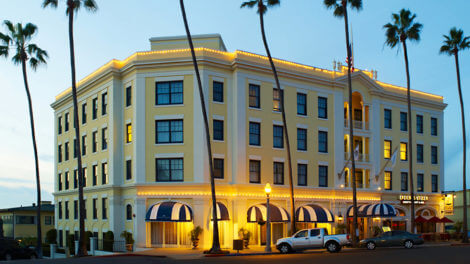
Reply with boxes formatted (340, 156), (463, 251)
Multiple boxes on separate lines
(440, 27), (469, 244)
(383, 9), (422, 234)
(323, 0), (362, 246)
(0, 20), (48, 258)
(241, 0), (297, 235)
(42, 0), (97, 256)
(179, 0), (223, 254)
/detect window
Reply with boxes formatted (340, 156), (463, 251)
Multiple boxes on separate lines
(273, 125), (284, 148)
(92, 131), (97, 153)
(126, 86), (132, 107)
(432, 174), (438, 192)
(297, 128), (307, 151)
(92, 165), (98, 186)
(401, 172), (408, 191)
(82, 103), (87, 124)
(417, 144), (424, 163)
(318, 96), (328, 119)
(400, 112), (407, 131)
(156, 120), (183, 144)
(92, 98), (98, 120)
(297, 93), (306, 115)
(58, 144), (62, 163)
(213, 81), (224, 102)
(74, 200), (78, 220)
(65, 172), (69, 190)
(249, 160), (261, 183)
(65, 113), (69, 132)
(384, 140), (392, 159)
(101, 92), (107, 115)
(214, 158), (224, 179)
(319, 165), (328, 187)
(298, 164), (307, 186)
(73, 139), (77, 158)
(249, 122), (261, 146)
(431, 117), (438, 136)
(82, 167), (87, 187)
(83, 200), (87, 219)
(102, 198), (108, 220)
(431, 146), (438, 164)
(318, 131), (328, 153)
(249, 84), (260, 108)
(58, 202), (63, 219)
(156, 81), (183, 105)
(156, 158), (184, 182)
(92, 199), (97, 219)
(64, 142), (69, 161)
(58, 173), (62, 191)
(273, 162), (284, 185)
(400, 142), (407, 161)
(73, 169), (78, 189)
(45, 216), (53, 225)
(384, 109), (392, 129)
(65, 201), (69, 219)
(416, 115), (423, 134)
(126, 160), (132, 180)
(102, 163), (108, 185)
(16, 216), (35, 225)
(81, 135), (87, 156)
(126, 204), (132, 220)
(58, 116), (62, 134)
(213, 120), (224, 141)
(126, 123), (132, 143)
(417, 173), (424, 192)
(384, 171), (392, 190)
(273, 88), (283, 112)
(101, 128), (108, 150)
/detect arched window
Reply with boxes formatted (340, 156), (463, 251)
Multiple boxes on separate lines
(126, 204), (132, 220)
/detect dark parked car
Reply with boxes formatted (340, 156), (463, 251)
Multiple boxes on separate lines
(0, 238), (37, 260)
(360, 231), (424, 250)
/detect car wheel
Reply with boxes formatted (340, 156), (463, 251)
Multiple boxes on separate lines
(326, 242), (341, 253)
(366, 241), (376, 250)
(278, 243), (292, 254)
(404, 240), (414, 249)
(30, 254), (37, 259)
(5, 253), (12, 261)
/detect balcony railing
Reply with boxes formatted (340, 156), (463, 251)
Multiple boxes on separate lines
(344, 152), (370, 162)
(344, 119), (369, 130)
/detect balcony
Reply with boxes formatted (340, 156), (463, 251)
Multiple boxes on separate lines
(344, 151), (370, 163)
(344, 119), (370, 130)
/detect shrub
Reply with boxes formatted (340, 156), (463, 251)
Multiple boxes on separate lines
(121, 231), (135, 245)
(190, 226), (202, 242)
(45, 229), (57, 245)
(85, 231), (93, 251)
(66, 234), (75, 255)
(18, 237), (37, 247)
(103, 231), (114, 252)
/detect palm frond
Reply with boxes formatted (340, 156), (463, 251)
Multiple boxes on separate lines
(29, 57), (39, 70)
(11, 52), (22, 65)
(3, 20), (15, 35)
(266, 0), (280, 7)
(83, 0), (98, 12)
(241, 0), (258, 8)
(42, 0), (58, 8)
(333, 5), (344, 17)
(461, 36), (470, 50)
(0, 32), (11, 45)
(383, 23), (399, 48)
(0, 45), (9, 58)
(22, 23), (38, 40)
(323, 0), (337, 9)
(348, 0), (362, 11)
(439, 44), (452, 56)
(407, 23), (422, 42)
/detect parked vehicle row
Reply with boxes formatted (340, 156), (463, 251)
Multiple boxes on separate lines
(0, 238), (37, 261)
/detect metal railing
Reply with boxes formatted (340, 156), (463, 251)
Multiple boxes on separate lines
(96, 239), (126, 252)
(344, 152), (370, 162)
(344, 119), (370, 130)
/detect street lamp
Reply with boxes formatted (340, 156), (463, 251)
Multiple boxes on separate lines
(265, 183), (272, 252)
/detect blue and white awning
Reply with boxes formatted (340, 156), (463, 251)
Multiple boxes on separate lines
(145, 201), (193, 222)
(211, 202), (230, 221)
(247, 203), (290, 223)
(347, 203), (397, 218)
(296, 204), (335, 223)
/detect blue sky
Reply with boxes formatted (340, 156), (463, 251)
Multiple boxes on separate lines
(0, 0), (469, 208)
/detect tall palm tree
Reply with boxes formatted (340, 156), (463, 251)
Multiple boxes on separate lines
(440, 27), (469, 243)
(179, 0), (223, 254)
(42, 0), (97, 256)
(241, 0), (297, 235)
(0, 20), (48, 258)
(384, 9), (422, 234)
(323, 0), (362, 246)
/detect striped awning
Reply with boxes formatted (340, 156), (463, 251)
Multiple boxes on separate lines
(296, 204), (335, 223)
(145, 201), (193, 222)
(247, 203), (290, 223)
(211, 202), (230, 221)
(347, 203), (397, 218)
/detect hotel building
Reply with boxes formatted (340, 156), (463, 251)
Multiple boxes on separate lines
(51, 34), (447, 249)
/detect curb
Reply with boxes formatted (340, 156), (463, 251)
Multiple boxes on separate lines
(206, 252), (279, 257)
(450, 243), (470, 247)
(93, 253), (166, 258)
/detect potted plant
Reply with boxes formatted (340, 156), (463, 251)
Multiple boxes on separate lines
(239, 228), (252, 249)
(190, 226), (203, 249)
(120, 231), (135, 252)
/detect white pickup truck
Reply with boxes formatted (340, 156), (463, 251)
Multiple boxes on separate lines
(276, 228), (351, 253)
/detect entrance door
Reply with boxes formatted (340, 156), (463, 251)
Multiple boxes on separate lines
(260, 223), (284, 245)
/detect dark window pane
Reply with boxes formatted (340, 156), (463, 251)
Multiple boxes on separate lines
(401, 172), (408, 191)
(273, 162), (284, 185)
(384, 109), (392, 129)
(318, 97), (328, 119)
(214, 158), (224, 179)
(249, 160), (261, 183)
(416, 115), (423, 134)
(319, 165), (328, 187)
(431, 118), (438, 136)
(318, 131), (328, 153)
(213, 81), (224, 102)
(249, 84), (260, 108)
(249, 122), (261, 146)
(156, 158), (184, 182)
(297, 93), (307, 115)
(273, 125), (284, 148)
(417, 173), (424, 192)
(297, 128), (307, 151)
(297, 164), (307, 186)
(213, 120), (224, 141)
(156, 81), (183, 105)
(400, 112), (407, 131)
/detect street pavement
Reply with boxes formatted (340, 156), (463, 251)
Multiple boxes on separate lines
(5, 245), (470, 264)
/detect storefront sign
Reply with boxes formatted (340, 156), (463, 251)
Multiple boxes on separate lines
(399, 195), (428, 204)
(444, 194), (454, 215)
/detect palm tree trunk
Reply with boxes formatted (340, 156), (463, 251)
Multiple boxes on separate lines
(179, 0), (221, 253)
(21, 57), (42, 258)
(402, 41), (416, 233)
(454, 51), (468, 243)
(342, 2), (358, 247)
(258, 1), (296, 235)
(67, 4), (86, 256)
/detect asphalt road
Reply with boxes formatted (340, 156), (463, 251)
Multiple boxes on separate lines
(6, 245), (470, 264)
